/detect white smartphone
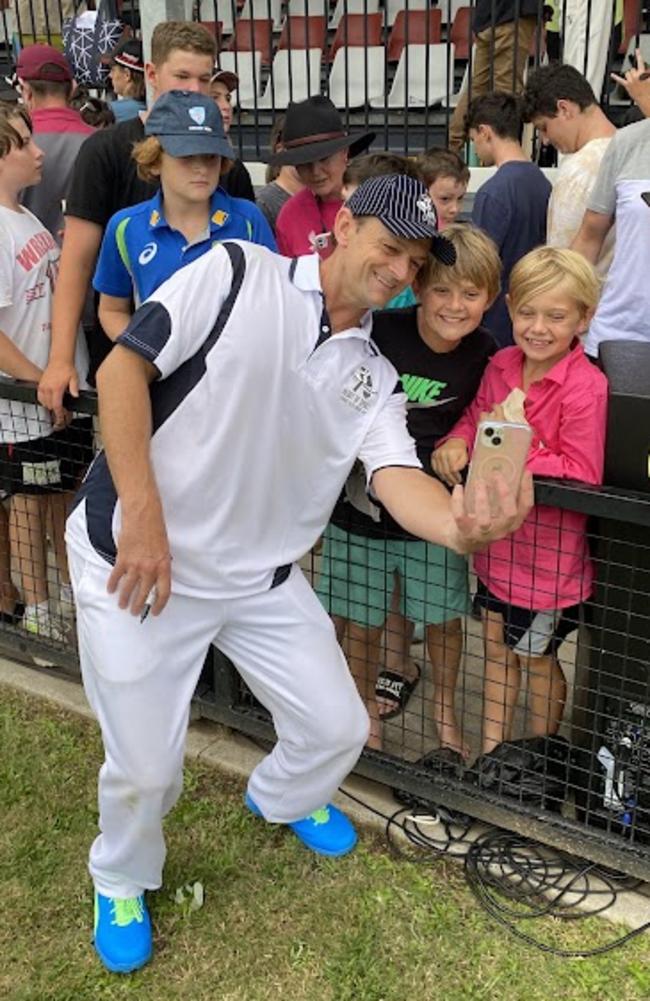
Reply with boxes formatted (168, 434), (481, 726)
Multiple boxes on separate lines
(465, 420), (532, 516)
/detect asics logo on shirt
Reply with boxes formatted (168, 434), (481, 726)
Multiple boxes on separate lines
(400, 373), (456, 408)
(138, 242), (158, 265)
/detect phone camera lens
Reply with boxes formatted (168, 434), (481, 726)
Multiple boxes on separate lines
(484, 427), (494, 437)
(492, 436), (502, 446)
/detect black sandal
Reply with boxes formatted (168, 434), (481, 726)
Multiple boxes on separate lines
(375, 663), (422, 721)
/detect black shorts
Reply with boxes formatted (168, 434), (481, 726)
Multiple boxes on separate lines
(0, 417), (95, 497)
(475, 581), (582, 658)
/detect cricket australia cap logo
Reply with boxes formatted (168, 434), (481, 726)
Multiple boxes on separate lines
(341, 365), (377, 414)
(189, 106), (206, 125)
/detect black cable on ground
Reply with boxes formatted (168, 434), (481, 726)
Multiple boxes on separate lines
(245, 735), (649, 956)
(339, 788), (650, 958)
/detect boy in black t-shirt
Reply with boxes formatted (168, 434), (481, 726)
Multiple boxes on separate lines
(317, 224), (501, 753)
(38, 22), (218, 412)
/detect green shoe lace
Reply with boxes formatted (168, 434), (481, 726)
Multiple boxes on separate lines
(111, 897), (145, 927)
(309, 807), (330, 826)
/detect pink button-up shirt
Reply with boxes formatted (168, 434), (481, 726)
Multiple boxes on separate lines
(275, 188), (341, 258)
(446, 341), (608, 610)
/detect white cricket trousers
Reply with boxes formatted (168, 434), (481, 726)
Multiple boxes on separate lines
(68, 550), (369, 899)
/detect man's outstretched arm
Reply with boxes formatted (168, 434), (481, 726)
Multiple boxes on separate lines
(372, 465), (533, 554)
(96, 345), (171, 617)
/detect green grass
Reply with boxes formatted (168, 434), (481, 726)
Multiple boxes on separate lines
(1, 687), (649, 1001)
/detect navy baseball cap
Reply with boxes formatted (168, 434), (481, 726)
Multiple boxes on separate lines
(145, 90), (235, 159)
(347, 174), (456, 265)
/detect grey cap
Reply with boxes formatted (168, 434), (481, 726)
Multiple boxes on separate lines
(145, 90), (235, 159)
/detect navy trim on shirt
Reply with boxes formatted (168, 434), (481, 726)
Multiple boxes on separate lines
(73, 241), (247, 566)
(150, 241), (247, 433)
(117, 300), (173, 363)
(70, 453), (119, 565)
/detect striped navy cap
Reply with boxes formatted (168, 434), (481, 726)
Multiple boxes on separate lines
(347, 173), (456, 265)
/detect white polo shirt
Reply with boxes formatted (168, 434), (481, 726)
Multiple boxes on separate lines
(66, 241), (420, 598)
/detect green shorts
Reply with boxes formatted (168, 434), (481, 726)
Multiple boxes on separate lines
(316, 523), (470, 628)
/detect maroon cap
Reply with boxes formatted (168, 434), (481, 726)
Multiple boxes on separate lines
(211, 65), (238, 92)
(16, 44), (73, 83)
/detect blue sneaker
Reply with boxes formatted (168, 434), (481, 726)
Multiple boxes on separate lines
(94, 892), (153, 974)
(245, 793), (357, 857)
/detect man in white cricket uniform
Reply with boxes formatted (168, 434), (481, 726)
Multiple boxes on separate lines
(66, 174), (531, 974)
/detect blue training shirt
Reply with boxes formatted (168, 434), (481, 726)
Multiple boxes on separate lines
(93, 186), (277, 305)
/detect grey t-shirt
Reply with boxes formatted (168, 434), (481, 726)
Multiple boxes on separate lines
(585, 118), (650, 357)
(256, 182), (291, 234)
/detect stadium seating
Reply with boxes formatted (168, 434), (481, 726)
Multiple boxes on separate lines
(328, 0), (380, 30)
(385, 0), (431, 28)
(328, 13), (383, 62)
(328, 45), (385, 107)
(219, 50), (263, 107)
(287, 0), (330, 16)
(196, 0), (236, 36)
(239, 0), (284, 31)
(370, 42), (454, 107)
(257, 47), (323, 107)
(438, 0), (468, 24)
(228, 18), (274, 66)
(450, 5), (472, 60)
(278, 15), (328, 52)
(388, 9), (442, 62)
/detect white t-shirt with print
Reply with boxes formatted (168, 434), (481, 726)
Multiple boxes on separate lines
(547, 137), (615, 278)
(0, 205), (88, 443)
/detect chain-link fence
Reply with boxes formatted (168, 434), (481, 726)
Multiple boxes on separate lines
(1, 380), (647, 879)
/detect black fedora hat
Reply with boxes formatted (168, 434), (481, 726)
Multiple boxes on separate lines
(268, 95), (375, 166)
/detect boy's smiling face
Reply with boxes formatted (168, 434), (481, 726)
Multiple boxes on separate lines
(509, 285), (591, 370)
(416, 276), (491, 352)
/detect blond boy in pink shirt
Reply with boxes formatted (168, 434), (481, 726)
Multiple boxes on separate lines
(433, 247), (608, 754)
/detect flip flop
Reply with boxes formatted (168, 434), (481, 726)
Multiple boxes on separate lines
(375, 663), (422, 721)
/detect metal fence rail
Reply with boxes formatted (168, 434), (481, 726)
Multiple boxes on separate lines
(0, 379), (649, 880)
(1, 1), (649, 155)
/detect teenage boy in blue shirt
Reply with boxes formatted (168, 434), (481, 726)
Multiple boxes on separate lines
(93, 90), (275, 340)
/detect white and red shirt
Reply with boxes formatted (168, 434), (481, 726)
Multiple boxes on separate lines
(0, 205), (88, 442)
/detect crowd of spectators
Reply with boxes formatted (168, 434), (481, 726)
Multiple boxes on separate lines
(3, 7), (650, 975)
(0, 4), (649, 827)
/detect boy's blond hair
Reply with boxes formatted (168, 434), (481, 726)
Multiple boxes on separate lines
(509, 247), (600, 314)
(0, 105), (31, 159)
(132, 136), (232, 183)
(150, 21), (217, 66)
(418, 223), (501, 303)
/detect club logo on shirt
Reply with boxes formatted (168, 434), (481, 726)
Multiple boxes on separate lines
(341, 366), (377, 414)
(138, 242), (158, 265)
